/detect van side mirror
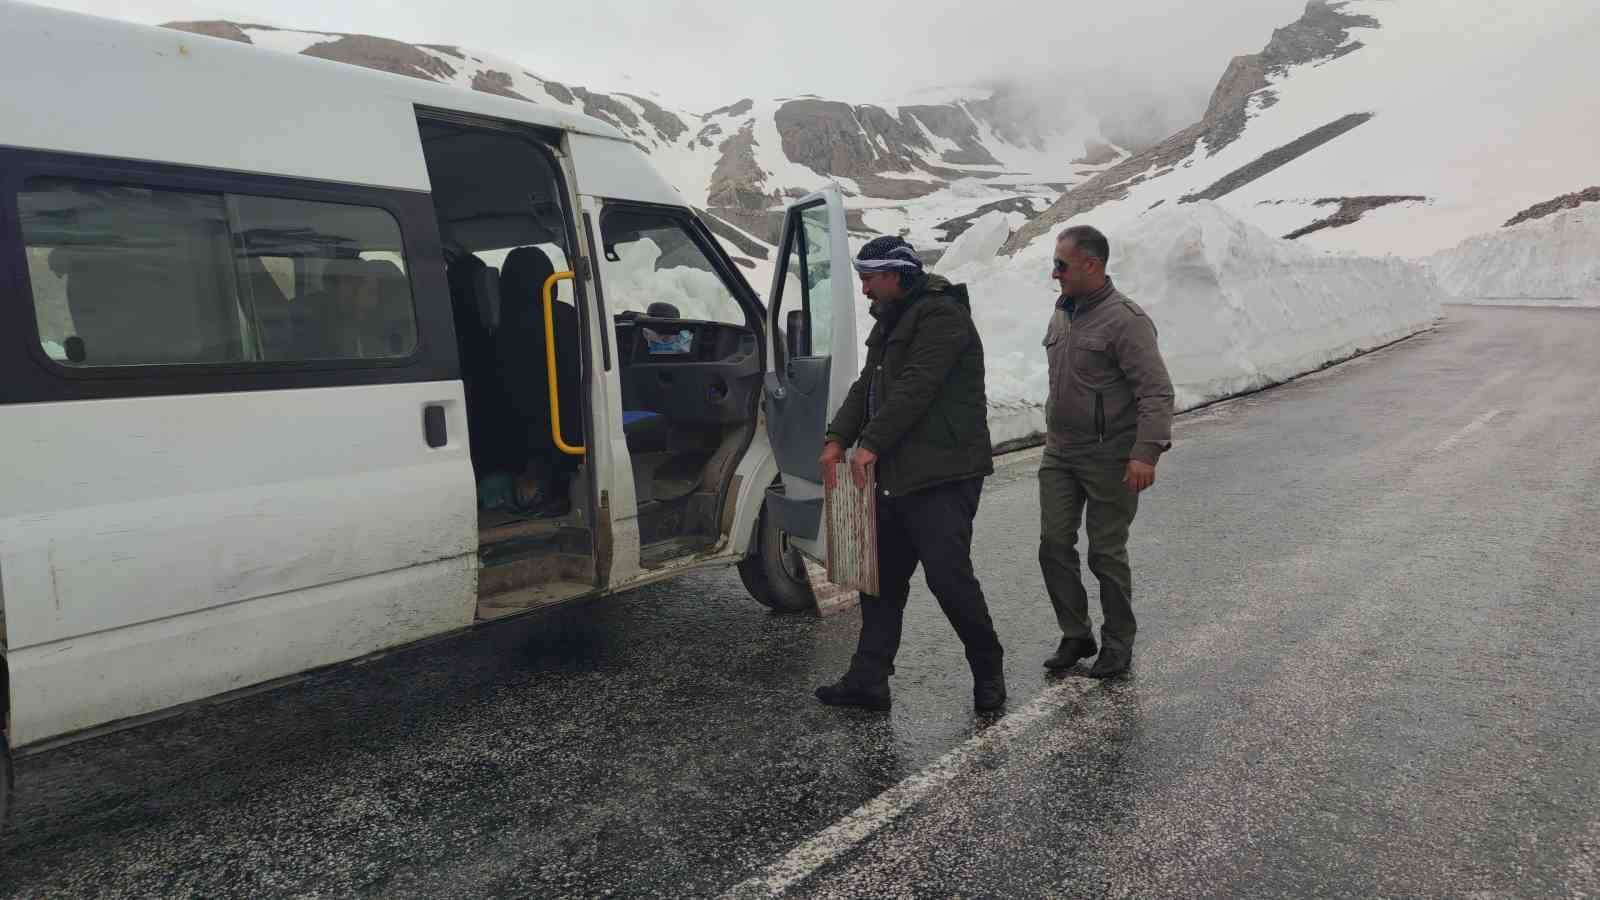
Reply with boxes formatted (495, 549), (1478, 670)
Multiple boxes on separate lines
(785, 309), (807, 358)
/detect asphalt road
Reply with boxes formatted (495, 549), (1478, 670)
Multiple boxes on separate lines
(4, 306), (1597, 898)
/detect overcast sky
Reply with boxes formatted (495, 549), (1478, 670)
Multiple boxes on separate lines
(34, 0), (1305, 116)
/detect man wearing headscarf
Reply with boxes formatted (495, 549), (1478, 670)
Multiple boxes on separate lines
(815, 236), (1007, 712)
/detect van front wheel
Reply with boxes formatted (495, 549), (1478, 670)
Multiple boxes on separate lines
(737, 508), (817, 613)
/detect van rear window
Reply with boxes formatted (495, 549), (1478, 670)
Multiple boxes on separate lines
(18, 178), (418, 367)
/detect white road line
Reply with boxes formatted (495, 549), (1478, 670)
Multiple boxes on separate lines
(720, 679), (1093, 899)
(1433, 409), (1503, 454)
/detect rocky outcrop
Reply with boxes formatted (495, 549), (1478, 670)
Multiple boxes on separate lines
(1280, 195), (1427, 239)
(707, 124), (772, 211)
(1503, 187), (1600, 228)
(902, 106), (1001, 166)
(470, 70), (530, 101)
(935, 197), (1041, 242)
(301, 34), (458, 81)
(1002, 0), (1380, 254)
(707, 99), (754, 118)
(540, 79), (575, 105)
(570, 87), (640, 131)
(1180, 113), (1375, 203)
(775, 100), (923, 181)
(621, 94), (689, 143)
(165, 20), (253, 43)
(853, 175), (945, 201)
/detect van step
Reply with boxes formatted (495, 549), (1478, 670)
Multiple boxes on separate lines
(479, 513), (562, 545)
(640, 536), (718, 569)
(479, 553), (592, 596)
(475, 581), (594, 621)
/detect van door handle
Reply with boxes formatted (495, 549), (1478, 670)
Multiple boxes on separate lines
(423, 404), (447, 448)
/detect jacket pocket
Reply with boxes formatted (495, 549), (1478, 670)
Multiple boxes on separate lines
(1071, 335), (1119, 391)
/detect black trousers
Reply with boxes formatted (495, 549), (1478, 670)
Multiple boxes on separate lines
(851, 477), (1005, 680)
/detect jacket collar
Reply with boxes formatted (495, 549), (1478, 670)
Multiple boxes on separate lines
(867, 273), (946, 344)
(1056, 277), (1116, 318)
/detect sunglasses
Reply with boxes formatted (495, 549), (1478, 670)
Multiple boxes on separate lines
(1051, 258), (1072, 274)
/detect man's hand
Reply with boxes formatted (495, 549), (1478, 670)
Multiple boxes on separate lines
(1123, 459), (1157, 493)
(819, 441), (845, 489)
(851, 447), (878, 491)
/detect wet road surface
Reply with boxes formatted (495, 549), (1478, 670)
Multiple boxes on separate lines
(4, 306), (1598, 897)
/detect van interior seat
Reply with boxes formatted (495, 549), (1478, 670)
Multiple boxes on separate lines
(496, 245), (582, 463)
(359, 258), (418, 356)
(446, 252), (510, 476)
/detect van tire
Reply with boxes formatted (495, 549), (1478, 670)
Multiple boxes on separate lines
(0, 740), (12, 840)
(737, 508), (816, 614)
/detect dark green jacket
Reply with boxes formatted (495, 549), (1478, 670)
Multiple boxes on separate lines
(826, 273), (993, 497)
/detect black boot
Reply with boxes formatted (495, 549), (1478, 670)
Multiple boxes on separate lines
(1044, 636), (1097, 671)
(815, 671), (891, 711)
(973, 671), (1007, 711)
(1087, 645), (1132, 679)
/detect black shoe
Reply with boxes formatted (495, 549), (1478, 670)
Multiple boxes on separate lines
(974, 673), (1007, 711)
(1087, 646), (1132, 679)
(1044, 637), (1098, 671)
(815, 674), (891, 711)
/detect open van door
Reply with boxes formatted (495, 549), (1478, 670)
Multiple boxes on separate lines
(759, 185), (857, 562)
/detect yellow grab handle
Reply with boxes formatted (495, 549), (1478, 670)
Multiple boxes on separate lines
(542, 271), (584, 456)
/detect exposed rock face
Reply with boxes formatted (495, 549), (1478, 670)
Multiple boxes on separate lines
(1180, 113), (1375, 203)
(541, 80), (575, 105)
(852, 175), (945, 201)
(963, 90), (1052, 151)
(621, 93), (689, 143)
(775, 100), (915, 181)
(302, 34), (458, 81)
(1503, 187), (1600, 228)
(935, 197), (1041, 242)
(1003, 0), (1380, 254)
(694, 123), (723, 149)
(902, 105), (1000, 166)
(470, 70), (529, 101)
(707, 124), (772, 212)
(1280, 195), (1428, 239)
(571, 87), (641, 131)
(165, 20), (253, 43)
(708, 99), (754, 118)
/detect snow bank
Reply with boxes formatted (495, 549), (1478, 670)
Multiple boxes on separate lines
(934, 211), (1026, 274)
(1427, 204), (1600, 306)
(929, 202), (1443, 447)
(602, 238), (747, 324)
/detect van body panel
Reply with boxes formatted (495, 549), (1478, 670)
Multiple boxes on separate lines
(5, 554), (474, 747)
(0, 381), (478, 747)
(568, 134), (684, 207)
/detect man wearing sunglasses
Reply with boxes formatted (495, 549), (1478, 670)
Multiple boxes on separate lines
(1040, 225), (1174, 678)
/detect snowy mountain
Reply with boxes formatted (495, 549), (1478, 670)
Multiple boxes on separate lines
(1004, 0), (1600, 263)
(162, 19), (1119, 276)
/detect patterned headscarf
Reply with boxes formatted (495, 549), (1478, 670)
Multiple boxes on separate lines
(852, 235), (924, 275)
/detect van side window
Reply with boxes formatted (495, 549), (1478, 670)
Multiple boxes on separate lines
(598, 212), (745, 326)
(17, 178), (417, 367)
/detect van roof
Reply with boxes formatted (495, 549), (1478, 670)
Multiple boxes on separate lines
(0, 1), (635, 192)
